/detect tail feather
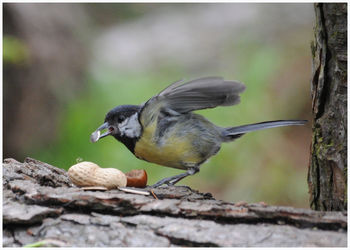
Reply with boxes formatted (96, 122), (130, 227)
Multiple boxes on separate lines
(223, 120), (307, 140)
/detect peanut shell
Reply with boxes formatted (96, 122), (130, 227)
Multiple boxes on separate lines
(68, 161), (127, 189)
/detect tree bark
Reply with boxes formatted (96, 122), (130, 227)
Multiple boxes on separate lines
(309, 3), (347, 211)
(2, 158), (347, 247)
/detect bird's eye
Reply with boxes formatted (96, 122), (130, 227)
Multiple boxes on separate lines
(117, 116), (125, 123)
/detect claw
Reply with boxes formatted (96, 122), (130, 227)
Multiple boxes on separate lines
(150, 167), (200, 188)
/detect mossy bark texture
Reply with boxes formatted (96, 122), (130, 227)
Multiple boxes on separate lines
(309, 3), (347, 211)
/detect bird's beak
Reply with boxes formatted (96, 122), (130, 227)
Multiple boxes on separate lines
(90, 122), (110, 143)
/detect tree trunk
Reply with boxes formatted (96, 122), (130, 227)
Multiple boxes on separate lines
(309, 3), (347, 211)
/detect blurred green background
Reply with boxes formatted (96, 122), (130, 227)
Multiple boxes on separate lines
(3, 3), (313, 207)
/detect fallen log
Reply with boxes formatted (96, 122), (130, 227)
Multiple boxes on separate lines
(3, 158), (347, 247)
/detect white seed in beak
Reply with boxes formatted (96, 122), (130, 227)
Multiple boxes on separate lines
(90, 130), (100, 143)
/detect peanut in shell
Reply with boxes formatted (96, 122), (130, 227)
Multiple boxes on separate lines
(68, 161), (127, 189)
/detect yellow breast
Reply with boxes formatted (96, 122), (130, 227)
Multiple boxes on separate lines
(134, 121), (201, 170)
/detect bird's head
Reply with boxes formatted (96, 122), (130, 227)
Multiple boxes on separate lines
(91, 105), (141, 143)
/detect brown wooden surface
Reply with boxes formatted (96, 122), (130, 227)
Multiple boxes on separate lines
(3, 157), (347, 247)
(309, 3), (347, 211)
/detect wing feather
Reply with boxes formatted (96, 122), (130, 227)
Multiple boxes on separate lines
(140, 77), (246, 126)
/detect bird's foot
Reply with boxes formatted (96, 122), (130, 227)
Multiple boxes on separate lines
(149, 167), (199, 188)
(149, 175), (184, 188)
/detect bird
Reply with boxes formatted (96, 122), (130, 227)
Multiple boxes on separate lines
(90, 77), (306, 187)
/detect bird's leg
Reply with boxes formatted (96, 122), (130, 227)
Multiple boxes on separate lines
(150, 167), (199, 188)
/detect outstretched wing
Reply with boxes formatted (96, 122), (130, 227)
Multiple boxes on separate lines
(139, 77), (246, 127)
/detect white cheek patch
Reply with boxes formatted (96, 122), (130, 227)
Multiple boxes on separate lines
(118, 113), (142, 138)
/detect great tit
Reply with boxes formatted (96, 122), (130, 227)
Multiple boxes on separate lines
(91, 77), (306, 187)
